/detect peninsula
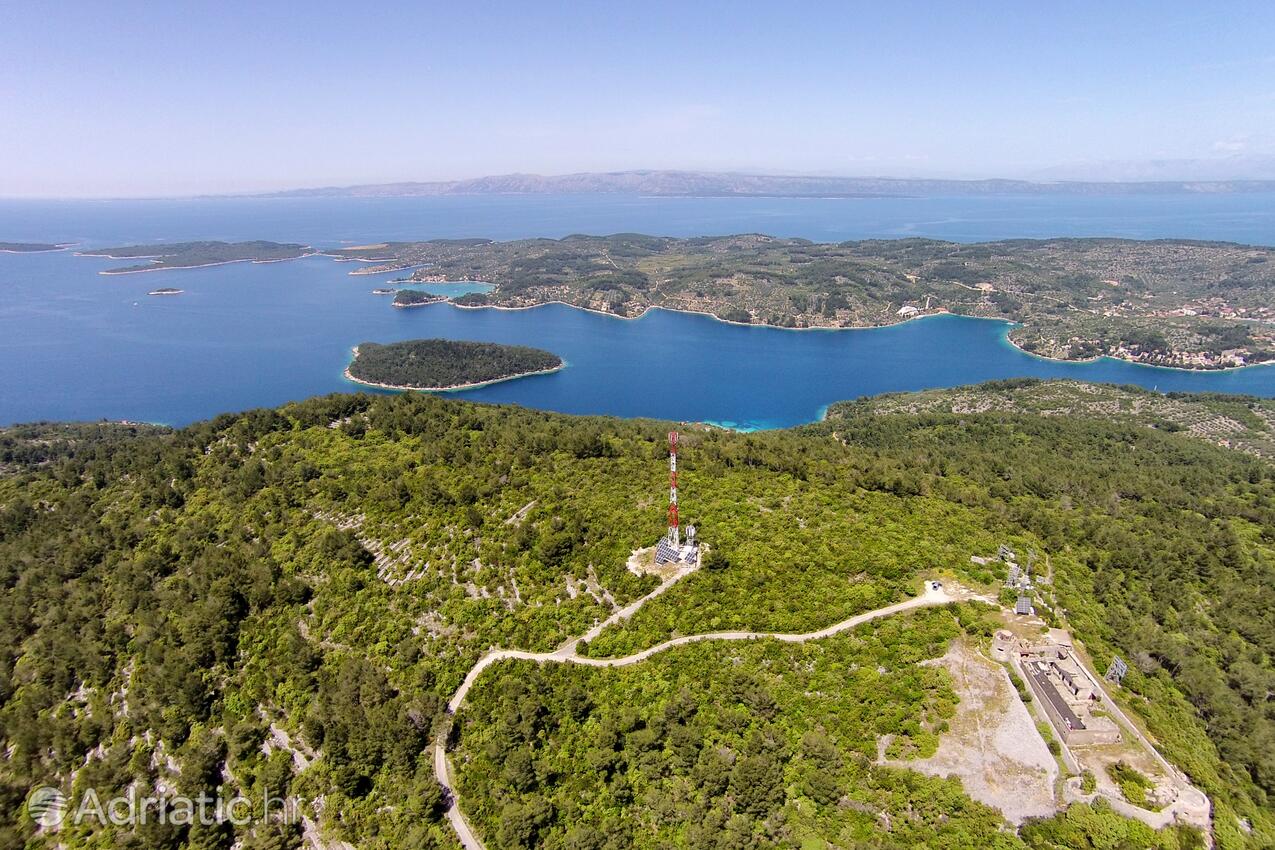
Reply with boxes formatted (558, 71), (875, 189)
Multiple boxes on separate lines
(327, 234), (1275, 370)
(392, 289), (446, 308)
(79, 240), (313, 274)
(344, 338), (563, 390)
(0, 241), (70, 253)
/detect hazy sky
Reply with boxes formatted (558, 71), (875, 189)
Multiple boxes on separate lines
(2, 0), (1273, 197)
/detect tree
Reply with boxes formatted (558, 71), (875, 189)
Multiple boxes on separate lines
(702, 548), (730, 572)
(729, 754), (785, 818)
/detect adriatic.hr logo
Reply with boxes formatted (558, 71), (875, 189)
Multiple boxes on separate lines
(26, 786), (68, 828)
(23, 783), (299, 829)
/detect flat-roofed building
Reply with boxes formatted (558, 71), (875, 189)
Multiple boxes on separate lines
(1015, 643), (1120, 746)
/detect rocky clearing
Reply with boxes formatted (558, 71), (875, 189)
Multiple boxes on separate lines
(883, 639), (1059, 824)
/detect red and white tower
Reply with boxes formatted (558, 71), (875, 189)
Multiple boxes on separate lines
(667, 430), (679, 546)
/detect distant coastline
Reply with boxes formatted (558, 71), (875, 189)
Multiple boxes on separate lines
(254, 169), (1275, 200)
(92, 254), (317, 275)
(77, 241), (315, 274)
(0, 242), (74, 254)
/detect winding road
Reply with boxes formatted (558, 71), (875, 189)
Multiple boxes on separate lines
(431, 573), (962, 849)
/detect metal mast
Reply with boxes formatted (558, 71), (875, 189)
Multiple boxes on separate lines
(667, 430), (679, 546)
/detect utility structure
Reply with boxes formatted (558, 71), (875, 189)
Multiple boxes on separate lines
(1105, 656), (1129, 685)
(655, 430), (700, 565)
(667, 430), (680, 546)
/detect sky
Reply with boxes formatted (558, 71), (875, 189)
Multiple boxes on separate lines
(2, 0), (1273, 197)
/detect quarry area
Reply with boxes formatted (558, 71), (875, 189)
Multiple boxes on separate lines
(878, 639), (1060, 824)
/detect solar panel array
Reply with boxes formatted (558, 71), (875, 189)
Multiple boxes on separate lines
(1015, 596), (1033, 615)
(654, 538), (681, 565)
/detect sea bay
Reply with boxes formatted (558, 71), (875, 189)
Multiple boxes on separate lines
(1, 193), (1273, 427)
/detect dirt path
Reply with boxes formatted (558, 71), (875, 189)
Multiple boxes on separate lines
(432, 578), (962, 848)
(1063, 647), (1212, 831)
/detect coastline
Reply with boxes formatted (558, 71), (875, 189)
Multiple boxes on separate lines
(348, 262), (429, 276)
(445, 298), (1275, 374)
(343, 346), (566, 392)
(999, 324), (1275, 374)
(392, 297), (447, 309)
(89, 252), (317, 275)
(58, 245), (1274, 374)
(0, 244), (73, 254)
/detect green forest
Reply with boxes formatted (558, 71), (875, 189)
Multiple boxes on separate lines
(346, 339), (562, 389)
(1, 380), (1272, 849)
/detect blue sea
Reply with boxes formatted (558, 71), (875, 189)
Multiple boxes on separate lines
(1, 193), (1273, 428)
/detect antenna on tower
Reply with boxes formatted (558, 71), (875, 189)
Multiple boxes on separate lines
(667, 430), (679, 546)
(654, 429), (700, 566)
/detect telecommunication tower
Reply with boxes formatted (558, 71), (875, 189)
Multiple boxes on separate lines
(654, 430), (701, 566)
(667, 430), (680, 546)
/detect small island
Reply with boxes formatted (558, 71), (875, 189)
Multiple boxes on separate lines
(392, 289), (446, 308)
(345, 338), (563, 391)
(0, 241), (71, 253)
(78, 240), (312, 274)
(148, 287), (184, 296)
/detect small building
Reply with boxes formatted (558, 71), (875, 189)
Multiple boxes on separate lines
(897, 305), (921, 317)
(991, 629), (1015, 661)
(1050, 654), (1095, 702)
(1017, 644), (1122, 746)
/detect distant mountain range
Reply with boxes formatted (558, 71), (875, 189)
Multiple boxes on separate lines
(260, 169), (1275, 199)
(1029, 154), (1275, 183)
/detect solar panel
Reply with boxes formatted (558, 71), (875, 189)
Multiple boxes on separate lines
(1015, 596), (1033, 615)
(654, 538), (681, 565)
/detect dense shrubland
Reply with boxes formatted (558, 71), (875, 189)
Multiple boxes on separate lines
(0, 381), (1271, 848)
(456, 607), (1207, 850)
